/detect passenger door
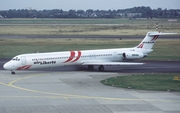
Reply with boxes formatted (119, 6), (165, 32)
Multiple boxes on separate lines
(21, 56), (26, 65)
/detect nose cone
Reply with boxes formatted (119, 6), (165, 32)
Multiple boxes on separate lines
(3, 62), (9, 70)
(3, 62), (13, 70)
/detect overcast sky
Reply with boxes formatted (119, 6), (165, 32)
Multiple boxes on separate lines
(0, 0), (179, 10)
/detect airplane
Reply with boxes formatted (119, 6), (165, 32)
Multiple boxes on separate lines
(3, 31), (177, 74)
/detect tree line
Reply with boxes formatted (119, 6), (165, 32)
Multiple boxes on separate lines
(0, 6), (179, 18)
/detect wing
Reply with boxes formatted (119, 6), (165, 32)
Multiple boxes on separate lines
(82, 61), (144, 66)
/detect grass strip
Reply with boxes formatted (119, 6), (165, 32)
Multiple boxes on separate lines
(101, 73), (180, 91)
(0, 38), (180, 60)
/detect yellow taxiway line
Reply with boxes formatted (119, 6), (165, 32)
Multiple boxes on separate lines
(0, 73), (180, 103)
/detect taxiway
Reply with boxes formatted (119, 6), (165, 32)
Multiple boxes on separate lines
(0, 59), (180, 113)
(1, 59), (180, 73)
(0, 70), (180, 113)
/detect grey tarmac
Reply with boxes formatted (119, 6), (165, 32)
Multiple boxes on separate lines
(1, 59), (180, 73)
(0, 59), (180, 113)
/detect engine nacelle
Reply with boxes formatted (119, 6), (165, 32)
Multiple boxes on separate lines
(122, 52), (146, 60)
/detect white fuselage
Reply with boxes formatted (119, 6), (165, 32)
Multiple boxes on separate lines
(3, 47), (150, 70)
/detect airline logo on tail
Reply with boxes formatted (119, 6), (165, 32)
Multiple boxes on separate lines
(137, 35), (159, 48)
(137, 44), (144, 48)
(151, 35), (159, 41)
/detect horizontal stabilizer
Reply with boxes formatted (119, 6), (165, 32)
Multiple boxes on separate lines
(149, 32), (177, 36)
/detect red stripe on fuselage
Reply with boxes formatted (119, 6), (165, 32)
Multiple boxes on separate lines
(71, 51), (81, 62)
(64, 51), (75, 63)
(17, 65), (32, 70)
(23, 65), (31, 70)
(17, 65), (26, 70)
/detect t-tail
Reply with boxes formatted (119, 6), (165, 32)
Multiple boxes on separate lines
(136, 31), (177, 49)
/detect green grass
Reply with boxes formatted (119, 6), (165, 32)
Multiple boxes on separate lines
(0, 24), (179, 36)
(0, 18), (180, 35)
(0, 38), (123, 58)
(0, 18), (180, 24)
(0, 18), (128, 24)
(101, 73), (180, 91)
(0, 19), (179, 59)
(0, 38), (180, 60)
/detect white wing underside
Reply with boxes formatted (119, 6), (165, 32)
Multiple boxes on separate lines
(82, 62), (144, 66)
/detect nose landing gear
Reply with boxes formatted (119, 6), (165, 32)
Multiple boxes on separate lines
(11, 70), (15, 75)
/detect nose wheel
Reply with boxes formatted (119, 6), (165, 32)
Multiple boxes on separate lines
(11, 70), (15, 75)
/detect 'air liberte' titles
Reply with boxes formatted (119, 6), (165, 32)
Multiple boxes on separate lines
(34, 61), (56, 65)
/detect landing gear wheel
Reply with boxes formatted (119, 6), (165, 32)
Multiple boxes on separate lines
(11, 71), (15, 75)
(88, 65), (94, 70)
(98, 65), (104, 71)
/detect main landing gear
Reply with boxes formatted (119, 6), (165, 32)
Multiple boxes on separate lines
(88, 65), (94, 70)
(98, 65), (104, 71)
(88, 65), (104, 71)
(11, 70), (15, 75)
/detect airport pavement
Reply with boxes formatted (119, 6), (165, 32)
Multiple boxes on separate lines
(0, 70), (180, 113)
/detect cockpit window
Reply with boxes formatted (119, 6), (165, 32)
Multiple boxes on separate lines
(12, 57), (20, 61)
